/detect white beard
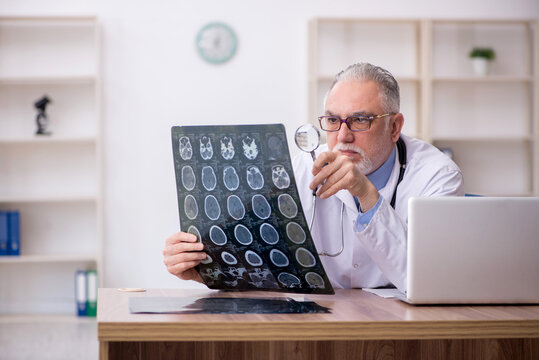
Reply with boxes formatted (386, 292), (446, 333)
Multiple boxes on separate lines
(332, 140), (391, 175)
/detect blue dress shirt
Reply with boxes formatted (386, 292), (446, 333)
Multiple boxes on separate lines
(354, 146), (396, 230)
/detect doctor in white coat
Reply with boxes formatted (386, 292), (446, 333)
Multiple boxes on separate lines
(163, 63), (463, 292)
(295, 63), (464, 292)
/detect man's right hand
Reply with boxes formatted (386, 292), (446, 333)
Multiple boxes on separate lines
(163, 231), (206, 283)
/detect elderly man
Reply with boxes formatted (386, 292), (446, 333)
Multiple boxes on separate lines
(163, 63), (464, 292)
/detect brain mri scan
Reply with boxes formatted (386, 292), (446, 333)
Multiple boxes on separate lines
(252, 194), (271, 219)
(305, 272), (325, 288)
(277, 193), (298, 219)
(181, 165), (196, 191)
(286, 222), (306, 244)
(271, 165), (290, 189)
(245, 250), (263, 266)
(184, 194), (198, 220)
(295, 247), (316, 268)
(234, 224), (253, 246)
(209, 225), (227, 246)
(204, 195), (221, 221)
(266, 135), (285, 160)
(277, 272), (301, 288)
(223, 166), (240, 191)
(200, 136), (214, 160)
(246, 165), (264, 190)
(220, 136), (235, 160)
(201, 166), (217, 191)
(259, 223), (279, 245)
(187, 225), (201, 241)
(179, 136), (193, 160)
(242, 136), (259, 160)
(269, 249), (289, 267)
(227, 195), (245, 220)
(221, 251), (238, 265)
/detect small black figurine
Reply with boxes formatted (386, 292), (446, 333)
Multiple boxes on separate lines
(34, 95), (52, 135)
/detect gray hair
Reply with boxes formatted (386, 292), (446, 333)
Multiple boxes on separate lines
(325, 63), (400, 114)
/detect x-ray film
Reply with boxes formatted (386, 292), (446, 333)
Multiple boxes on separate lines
(172, 124), (334, 294)
(129, 296), (331, 314)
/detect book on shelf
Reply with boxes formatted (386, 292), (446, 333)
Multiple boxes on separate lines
(0, 210), (20, 256)
(75, 270), (88, 316)
(74, 269), (98, 317)
(86, 270), (98, 317)
(8, 211), (20, 256)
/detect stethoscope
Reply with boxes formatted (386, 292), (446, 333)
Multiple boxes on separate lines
(294, 124), (407, 257)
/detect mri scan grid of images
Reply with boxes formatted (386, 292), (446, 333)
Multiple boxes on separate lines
(172, 124), (334, 294)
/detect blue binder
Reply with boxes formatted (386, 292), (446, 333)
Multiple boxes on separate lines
(7, 211), (20, 256)
(75, 270), (88, 316)
(0, 211), (8, 256)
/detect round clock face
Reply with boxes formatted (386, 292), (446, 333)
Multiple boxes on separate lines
(196, 22), (237, 64)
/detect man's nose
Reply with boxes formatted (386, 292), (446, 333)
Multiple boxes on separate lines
(337, 122), (354, 143)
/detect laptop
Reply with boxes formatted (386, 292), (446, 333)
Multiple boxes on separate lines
(403, 196), (539, 304)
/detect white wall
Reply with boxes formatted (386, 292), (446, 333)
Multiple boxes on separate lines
(1, 0), (538, 289)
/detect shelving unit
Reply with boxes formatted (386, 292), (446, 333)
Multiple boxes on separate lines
(308, 18), (538, 196)
(0, 16), (102, 318)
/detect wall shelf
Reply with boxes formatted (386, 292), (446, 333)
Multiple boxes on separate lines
(0, 75), (96, 85)
(0, 254), (98, 264)
(432, 76), (533, 83)
(432, 136), (533, 143)
(0, 314), (96, 325)
(0, 136), (96, 144)
(0, 195), (97, 203)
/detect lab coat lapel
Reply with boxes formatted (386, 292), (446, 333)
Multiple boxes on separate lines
(335, 189), (359, 214)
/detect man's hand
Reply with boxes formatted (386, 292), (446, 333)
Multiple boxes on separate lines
(309, 151), (379, 211)
(163, 232), (206, 283)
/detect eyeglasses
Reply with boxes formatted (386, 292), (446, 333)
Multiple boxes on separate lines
(318, 113), (395, 132)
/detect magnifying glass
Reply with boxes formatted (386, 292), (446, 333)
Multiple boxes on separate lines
(294, 124), (321, 161)
(295, 124), (322, 197)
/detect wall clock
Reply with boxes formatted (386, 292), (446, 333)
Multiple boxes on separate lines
(196, 22), (237, 64)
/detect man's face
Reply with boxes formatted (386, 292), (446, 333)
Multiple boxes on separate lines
(324, 80), (397, 175)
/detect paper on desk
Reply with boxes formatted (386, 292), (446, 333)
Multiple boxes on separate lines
(362, 288), (403, 299)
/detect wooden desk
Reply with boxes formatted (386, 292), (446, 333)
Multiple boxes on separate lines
(97, 288), (539, 360)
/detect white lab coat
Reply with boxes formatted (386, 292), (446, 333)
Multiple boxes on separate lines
(292, 134), (464, 292)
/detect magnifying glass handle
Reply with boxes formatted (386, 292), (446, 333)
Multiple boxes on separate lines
(309, 150), (319, 196)
(311, 157), (328, 197)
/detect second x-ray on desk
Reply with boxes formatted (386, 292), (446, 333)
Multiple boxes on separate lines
(171, 124), (334, 294)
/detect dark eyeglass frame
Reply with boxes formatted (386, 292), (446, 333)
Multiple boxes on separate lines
(318, 113), (395, 132)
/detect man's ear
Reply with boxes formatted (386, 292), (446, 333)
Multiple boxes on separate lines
(390, 113), (404, 142)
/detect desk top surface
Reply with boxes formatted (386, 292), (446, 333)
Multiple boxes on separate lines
(97, 288), (539, 342)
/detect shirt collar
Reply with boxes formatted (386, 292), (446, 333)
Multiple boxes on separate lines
(366, 145), (396, 191)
